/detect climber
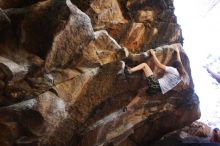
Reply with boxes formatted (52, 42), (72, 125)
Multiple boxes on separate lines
(206, 67), (220, 83)
(123, 47), (189, 111)
(210, 128), (220, 143)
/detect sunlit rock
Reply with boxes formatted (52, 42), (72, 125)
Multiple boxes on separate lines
(81, 30), (128, 66)
(120, 23), (145, 52)
(88, 0), (128, 29)
(86, 0), (129, 43)
(45, 0), (94, 72)
(135, 10), (155, 23)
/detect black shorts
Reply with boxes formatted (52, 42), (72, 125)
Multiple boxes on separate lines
(146, 75), (162, 96)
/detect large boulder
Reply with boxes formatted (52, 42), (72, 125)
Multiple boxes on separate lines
(80, 44), (200, 146)
(0, 0), (200, 146)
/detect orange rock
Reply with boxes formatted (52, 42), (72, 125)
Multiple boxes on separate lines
(121, 23), (145, 53)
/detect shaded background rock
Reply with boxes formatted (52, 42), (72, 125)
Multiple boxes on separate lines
(149, 121), (212, 146)
(0, 0), (47, 9)
(0, 0), (200, 146)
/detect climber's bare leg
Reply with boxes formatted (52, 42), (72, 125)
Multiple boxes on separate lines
(129, 63), (153, 77)
(125, 63), (153, 111)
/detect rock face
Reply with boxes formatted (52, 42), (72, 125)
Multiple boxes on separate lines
(0, 0), (200, 146)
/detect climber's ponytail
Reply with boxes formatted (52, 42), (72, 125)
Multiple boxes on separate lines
(171, 60), (190, 86)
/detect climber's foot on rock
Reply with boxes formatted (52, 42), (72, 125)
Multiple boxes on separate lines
(124, 65), (132, 76)
(122, 106), (127, 112)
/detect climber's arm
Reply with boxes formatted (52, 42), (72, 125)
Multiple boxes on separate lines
(207, 68), (220, 83)
(174, 47), (182, 62)
(150, 49), (166, 70)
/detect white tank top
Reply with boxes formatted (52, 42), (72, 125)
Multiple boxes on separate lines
(158, 66), (182, 94)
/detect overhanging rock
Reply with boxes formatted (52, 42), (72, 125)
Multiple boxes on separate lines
(0, 0), (200, 146)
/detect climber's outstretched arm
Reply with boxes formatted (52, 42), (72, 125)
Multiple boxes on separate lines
(174, 47), (190, 86)
(174, 47), (181, 62)
(207, 68), (220, 83)
(149, 49), (166, 70)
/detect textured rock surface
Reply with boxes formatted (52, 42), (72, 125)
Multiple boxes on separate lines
(149, 121), (212, 146)
(0, 0), (200, 146)
(182, 121), (211, 137)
